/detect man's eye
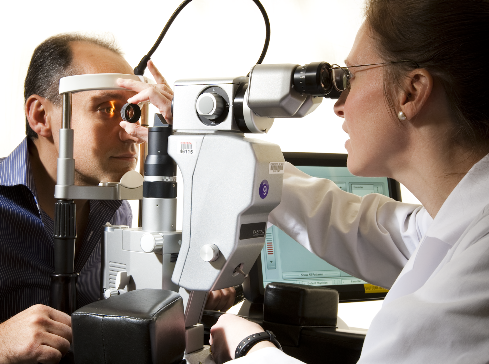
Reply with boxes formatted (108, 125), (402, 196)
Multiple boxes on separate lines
(99, 106), (116, 116)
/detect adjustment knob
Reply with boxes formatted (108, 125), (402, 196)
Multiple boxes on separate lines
(196, 92), (225, 120)
(140, 233), (163, 253)
(200, 244), (220, 262)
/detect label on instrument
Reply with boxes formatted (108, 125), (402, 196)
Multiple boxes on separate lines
(180, 142), (193, 154)
(239, 222), (267, 240)
(269, 162), (284, 174)
(364, 284), (389, 293)
(259, 180), (269, 199)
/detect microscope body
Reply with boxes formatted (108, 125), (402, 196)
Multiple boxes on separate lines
(101, 64), (323, 302)
(102, 122), (182, 298)
(59, 63), (325, 362)
(169, 132), (283, 292)
(168, 72), (294, 294)
(101, 225), (181, 297)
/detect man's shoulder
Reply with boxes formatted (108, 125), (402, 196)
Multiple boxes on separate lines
(115, 200), (133, 226)
(0, 138), (29, 187)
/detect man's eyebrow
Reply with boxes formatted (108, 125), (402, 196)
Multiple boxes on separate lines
(89, 91), (129, 102)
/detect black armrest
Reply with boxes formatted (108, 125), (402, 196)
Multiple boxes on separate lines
(72, 289), (185, 364)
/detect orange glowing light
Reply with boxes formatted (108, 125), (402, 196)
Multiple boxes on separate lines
(109, 101), (116, 117)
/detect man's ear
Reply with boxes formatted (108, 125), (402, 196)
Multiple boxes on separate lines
(25, 95), (55, 138)
(398, 68), (433, 121)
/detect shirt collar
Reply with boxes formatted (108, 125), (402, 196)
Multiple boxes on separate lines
(425, 152), (489, 246)
(0, 138), (37, 197)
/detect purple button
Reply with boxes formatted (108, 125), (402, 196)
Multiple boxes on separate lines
(259, 180), (269, 199)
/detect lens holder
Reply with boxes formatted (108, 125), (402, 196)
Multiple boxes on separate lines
(121, 103), (142, 123)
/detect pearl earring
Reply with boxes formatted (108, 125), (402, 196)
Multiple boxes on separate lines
(398, 111), (407, 121)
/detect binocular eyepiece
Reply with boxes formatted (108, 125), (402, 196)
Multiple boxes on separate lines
(293, 62), (342, 99)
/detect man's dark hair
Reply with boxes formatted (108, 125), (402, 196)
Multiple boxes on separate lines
(24, 33), (123, 140)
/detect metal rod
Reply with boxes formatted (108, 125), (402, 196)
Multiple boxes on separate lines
(62, 92), (72, 129)
(138, 103), (150, 227)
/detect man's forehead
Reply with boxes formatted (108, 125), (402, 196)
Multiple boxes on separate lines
(84, 90), (134, 101)
(70, 41), (133, 75)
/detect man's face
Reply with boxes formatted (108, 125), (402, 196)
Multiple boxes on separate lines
(52, 41), (139, 185)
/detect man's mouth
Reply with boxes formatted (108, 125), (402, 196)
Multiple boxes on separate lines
(111, 153), (138, 161)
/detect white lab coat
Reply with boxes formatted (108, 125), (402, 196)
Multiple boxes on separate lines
(234, 154), (489, 363)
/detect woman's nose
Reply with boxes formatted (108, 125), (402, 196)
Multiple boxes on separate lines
(333, 89), (348, 118)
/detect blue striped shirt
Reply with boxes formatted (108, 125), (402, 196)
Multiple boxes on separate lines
(0, 138), (132, 321)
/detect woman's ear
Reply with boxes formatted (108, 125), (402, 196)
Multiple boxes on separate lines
(25, 95), (54, 138)
(398, 68), (433, 121)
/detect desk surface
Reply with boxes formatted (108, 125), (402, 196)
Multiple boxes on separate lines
(185, 345), (215, 364)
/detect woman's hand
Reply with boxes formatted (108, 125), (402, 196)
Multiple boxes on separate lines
(205, 287), (236, 312)
(119, 120), (149, 144)
(209, 314), (275, 364)
(117, 60), (173, 124)
(118, 60), (173, 144)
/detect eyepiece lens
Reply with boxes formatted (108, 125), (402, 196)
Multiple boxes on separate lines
(121, 103), (141, 123)
(293, 62), (334, 96)
(332, 68), (349, 91)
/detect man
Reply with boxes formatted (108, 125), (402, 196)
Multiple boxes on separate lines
(0, 34), (235, 364)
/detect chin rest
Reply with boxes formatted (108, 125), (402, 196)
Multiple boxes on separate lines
(71, 289), (185, 364)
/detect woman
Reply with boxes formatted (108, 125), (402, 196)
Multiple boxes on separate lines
(205, 0), (489, 362)
(120, 0), (489, 362)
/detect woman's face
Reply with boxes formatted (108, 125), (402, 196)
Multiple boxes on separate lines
(334, 23), (410, 178)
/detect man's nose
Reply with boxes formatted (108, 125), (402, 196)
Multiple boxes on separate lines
(333, 89), (348, 118)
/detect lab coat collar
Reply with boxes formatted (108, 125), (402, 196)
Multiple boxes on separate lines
(384, 153), (489, 305)
(427, 153), (489, 246)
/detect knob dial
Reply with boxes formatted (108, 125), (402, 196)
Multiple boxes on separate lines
(200, 244), (220, 262)
(196, 92), (225, 120)
(140, 233), (163, 253)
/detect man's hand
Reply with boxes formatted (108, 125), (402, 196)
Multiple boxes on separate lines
(210, 314), (274, 364)
(0, 304), (72, 364)
(205, 287), (237, 312)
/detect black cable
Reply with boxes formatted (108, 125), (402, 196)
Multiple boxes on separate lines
(134, 0), (192, 75)
(252, 0), (270, 65)
(134, 0), (271, 75)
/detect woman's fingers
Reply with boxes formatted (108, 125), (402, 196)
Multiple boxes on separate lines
(147, 60), (169, 87)
(116, 62), (174, 124)
(120, 121), (149, 144)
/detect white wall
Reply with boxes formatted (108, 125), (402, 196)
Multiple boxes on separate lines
(1, 0), (364, 157)
(0, 0), (418, 329)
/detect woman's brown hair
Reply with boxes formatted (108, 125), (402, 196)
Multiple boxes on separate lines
(366, 0), (489, 149)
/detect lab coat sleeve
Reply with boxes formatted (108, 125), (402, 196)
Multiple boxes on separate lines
(268, 162), (426, 288)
